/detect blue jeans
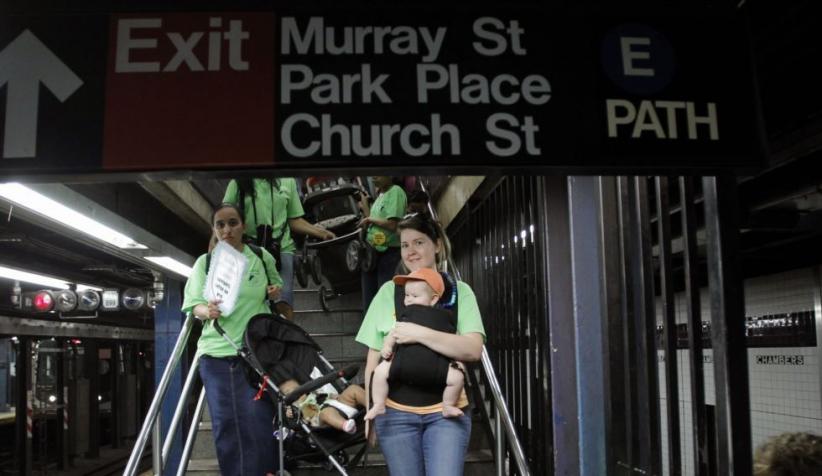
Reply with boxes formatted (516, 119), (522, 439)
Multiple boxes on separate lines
(199, 356), (278, 475)
(361, 247), (401, 310)
(375, 408), (471, 476)
(278, 252), (295, 305)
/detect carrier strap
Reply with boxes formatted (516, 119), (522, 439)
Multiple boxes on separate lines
(240, 179), (285, 241)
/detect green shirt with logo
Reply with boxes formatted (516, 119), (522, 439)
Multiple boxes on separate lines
(366, 184), (407, 251)
(182, 245), (283, 357)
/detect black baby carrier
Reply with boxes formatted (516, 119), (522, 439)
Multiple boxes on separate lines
(384, 271), (466, 408)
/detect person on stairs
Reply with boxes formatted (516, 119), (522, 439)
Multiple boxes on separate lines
(365, 267), (466, 421)
(224, 177), (335, 319)
(356, 211), (485, 476)
(359, 176), (407, 310)
(182, 203), (283, 476)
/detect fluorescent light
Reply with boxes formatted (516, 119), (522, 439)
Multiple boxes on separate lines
(145, 256), (193, 278)
(76, 284), (103, 292)
(0, 265), (70, 289)
(0, 183), (147, 249)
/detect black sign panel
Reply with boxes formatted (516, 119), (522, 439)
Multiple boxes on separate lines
(0, 14), (108, 174)
(0, 5), (765, 178)
(274, 7), (763, 173)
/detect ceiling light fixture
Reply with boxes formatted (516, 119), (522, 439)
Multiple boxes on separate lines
(0, 182), (147, 249)
(0, 265), (70, 289)
(145, 256), (193, 278)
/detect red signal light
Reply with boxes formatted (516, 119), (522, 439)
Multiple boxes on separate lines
(33, 291), (54, 312)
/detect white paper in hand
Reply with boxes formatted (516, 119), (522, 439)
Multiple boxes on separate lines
(204, 241), (249, 316)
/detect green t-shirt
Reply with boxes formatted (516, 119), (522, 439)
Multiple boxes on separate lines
(355, 280), (486, 352)
(366, 184), (407, 251)
(182, 245), (283, 358)
(223, 178), (304, 254)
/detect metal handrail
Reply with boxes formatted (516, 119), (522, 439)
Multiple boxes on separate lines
(162, 354), (202, 463)
(419, 179), (531, 476)
(176, 388), (208, 476)
(124, 313), (200, 476)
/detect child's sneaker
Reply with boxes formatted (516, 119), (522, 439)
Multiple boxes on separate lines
(342, 419), (356, 434)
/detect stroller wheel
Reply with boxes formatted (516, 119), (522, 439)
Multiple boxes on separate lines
(335, 450), (349, 466)
(322, 450), (349, 471)
(308, 254), (323, 285)
(294, 254), (309, 288)
(345, 240), (361, 272)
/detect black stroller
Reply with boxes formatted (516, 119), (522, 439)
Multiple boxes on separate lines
(296, 178), (371, 312)
(213, 314), (367, 475)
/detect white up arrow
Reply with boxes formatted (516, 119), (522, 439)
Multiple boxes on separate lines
(0, 29), (84, 159)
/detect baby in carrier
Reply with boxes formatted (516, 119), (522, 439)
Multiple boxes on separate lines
(365, 268), (465, 420)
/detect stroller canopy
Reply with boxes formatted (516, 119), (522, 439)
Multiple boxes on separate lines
(244, 314), (328, 387)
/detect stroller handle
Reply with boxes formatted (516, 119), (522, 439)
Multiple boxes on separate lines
(305, 229), (360, 250)
(284, 364), (359, 405)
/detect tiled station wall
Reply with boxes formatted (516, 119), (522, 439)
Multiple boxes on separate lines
(658, 268), (822, 476)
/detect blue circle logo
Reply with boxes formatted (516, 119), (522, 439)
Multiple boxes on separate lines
(601, 24), (675, 95)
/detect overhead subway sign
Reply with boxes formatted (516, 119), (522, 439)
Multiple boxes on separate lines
(0, 7), (763, 175)
(278, 17), (549, 159)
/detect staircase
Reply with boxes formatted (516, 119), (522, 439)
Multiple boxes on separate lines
(184, 282), (494, 475)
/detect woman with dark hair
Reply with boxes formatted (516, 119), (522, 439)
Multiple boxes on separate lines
(182, 203), (283, 476)
(355, 212), (485, 476)
(359, 176), (407, 308)
(224, 177), (334, 318)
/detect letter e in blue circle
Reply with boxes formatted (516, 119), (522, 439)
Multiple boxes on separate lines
(601, 24), (675, 95)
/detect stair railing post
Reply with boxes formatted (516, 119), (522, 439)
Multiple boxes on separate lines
(176, 388), (207, 476)
(495, 406), (506, 476)
(153, 417), (163, 476)
(162, 354), (202, 466)
(124, 314), (195, 476)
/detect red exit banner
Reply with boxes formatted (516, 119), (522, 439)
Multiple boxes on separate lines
(102, 12), (275, 170)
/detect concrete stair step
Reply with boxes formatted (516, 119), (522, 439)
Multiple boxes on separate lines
(186, 450), (494, 475)
(294, 310), (363, 336)
(293, 288), (363, 314)
(185, 277), (497, 475)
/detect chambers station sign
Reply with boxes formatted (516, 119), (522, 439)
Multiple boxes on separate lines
(0, 5), (764, 176)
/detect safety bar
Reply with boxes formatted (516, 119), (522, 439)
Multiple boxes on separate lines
(162, 354), (202, 463)
(305, 228), (360, 250)
(176, 388), (208, 476)
(124, 313), (198, 476)
(419, 179), (531, 476)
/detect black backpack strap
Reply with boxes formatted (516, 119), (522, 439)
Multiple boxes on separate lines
(238, 185), (245, 221)
(394, 279), (406, 317)
(246, 244), (271, 286)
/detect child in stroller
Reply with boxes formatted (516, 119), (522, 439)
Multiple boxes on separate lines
(280, 380), (366, 434)
(233, 313), (368, 473)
